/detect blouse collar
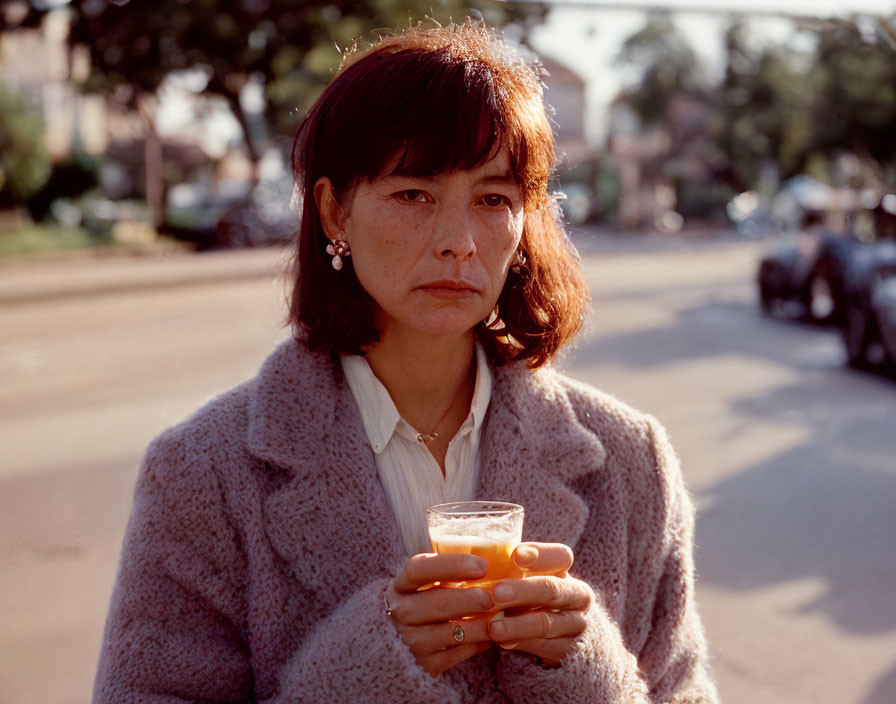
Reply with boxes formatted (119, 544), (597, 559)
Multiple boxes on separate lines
(340, 343), (493, 455)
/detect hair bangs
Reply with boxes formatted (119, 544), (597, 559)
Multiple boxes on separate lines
(387, 58), (508, 178)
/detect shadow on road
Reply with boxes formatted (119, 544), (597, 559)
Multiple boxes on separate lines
(577, 295), (896, 703)
(864, 663), (896, 704)
(581, 298), (845, 372)
(699, 376), (896, 703)
(697, 396), (896, 635)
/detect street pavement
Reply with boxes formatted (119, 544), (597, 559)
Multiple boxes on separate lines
(0, 245), (288, 305)
(1, 232), (894, 703)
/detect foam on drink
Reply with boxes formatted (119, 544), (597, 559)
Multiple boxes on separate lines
(429, 518), (524, 583)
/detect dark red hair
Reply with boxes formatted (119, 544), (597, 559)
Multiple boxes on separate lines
(289, 21), (588, 367)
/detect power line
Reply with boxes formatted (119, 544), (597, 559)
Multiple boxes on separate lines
(503, 0), (894, 24)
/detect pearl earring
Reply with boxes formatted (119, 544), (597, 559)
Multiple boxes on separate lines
(326, 237), (351, 270)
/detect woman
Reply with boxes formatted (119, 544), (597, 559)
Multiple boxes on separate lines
(94, 21), (719, 704)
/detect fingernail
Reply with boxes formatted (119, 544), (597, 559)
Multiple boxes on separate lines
(478, 589), (495, 610)
(499, 641), (519, 650)
(493, 582), (514, 603)
(514, 544), (538, 567)
(465, 556), (487, 575)
(489, 618), (506, 638)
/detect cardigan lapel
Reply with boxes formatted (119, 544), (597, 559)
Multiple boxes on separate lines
(477, 363), (608, 552)
(247, 339), (404, 601)
(245, 340), (609, 599)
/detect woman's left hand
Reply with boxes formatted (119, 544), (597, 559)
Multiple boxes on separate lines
(486, 542), (593, 665)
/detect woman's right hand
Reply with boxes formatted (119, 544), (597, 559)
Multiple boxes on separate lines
(386, 553), (496, 677)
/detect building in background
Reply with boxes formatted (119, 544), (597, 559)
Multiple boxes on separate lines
(0, 9), (111, 159)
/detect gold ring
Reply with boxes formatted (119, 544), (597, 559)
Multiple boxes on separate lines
(453, 624), (465, 643)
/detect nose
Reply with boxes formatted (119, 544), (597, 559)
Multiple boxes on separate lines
(432, 206), (477, 261)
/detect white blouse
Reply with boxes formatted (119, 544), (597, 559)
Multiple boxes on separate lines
(340, 345), (493, 557)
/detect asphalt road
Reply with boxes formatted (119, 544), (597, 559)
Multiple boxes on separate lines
(1, 236), (894, 703)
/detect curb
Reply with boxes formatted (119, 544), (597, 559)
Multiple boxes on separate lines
(0, 247), (291, 305)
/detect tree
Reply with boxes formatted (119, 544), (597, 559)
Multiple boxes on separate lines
(709, 17), (896, 193)
(614, 11), (704, 127)
(806, 19), (896, 188)
(10, 0), (547, 226)
(610, 13), (713, 228)
(0, 84), (51, 206)
(710, 21), (813, 191)
(17, 0), (547, 173)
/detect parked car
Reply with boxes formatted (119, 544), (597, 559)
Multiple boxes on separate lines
(840, 247), (896, 371)
(832, 198), (896, 371)
(757, 194), (896, 323)
(756, 213), (855, 324)
(164, 177), (298, 249)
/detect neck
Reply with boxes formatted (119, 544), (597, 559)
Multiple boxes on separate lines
(364, 329), (476, 454)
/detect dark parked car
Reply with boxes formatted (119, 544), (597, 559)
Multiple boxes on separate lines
(840, 249), (896, 371)
(163, 177), (298, 249)
(758, 199), (896, 325)
(833, 199), (896, 372)
(756, 215), (855, 324)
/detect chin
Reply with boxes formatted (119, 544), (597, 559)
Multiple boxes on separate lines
(408, 314), (484, 339)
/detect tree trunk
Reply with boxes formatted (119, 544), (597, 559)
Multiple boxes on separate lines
(223, 90), (261, 203)
(137, 98), (165, 230)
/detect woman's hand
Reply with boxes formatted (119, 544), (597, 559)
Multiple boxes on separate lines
(487, 543), (593, 665)
(386, 553), (496, 677)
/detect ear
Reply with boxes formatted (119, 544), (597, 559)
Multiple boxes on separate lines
(313, 177), (347, 241)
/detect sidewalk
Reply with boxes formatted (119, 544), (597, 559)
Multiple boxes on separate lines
(0, 228), (747, 305)
(0, 246), (291, 305)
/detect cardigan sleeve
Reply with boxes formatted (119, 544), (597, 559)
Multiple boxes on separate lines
(93, 432), (475, 704)
(274, 579), (471, 704)
(92, 433), (254, 704)
(494, 416), (719, 704)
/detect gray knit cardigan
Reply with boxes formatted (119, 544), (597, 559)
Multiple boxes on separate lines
(93, 337), (719, 703)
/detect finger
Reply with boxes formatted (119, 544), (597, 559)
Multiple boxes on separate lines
(394, 553), (487, 592)
(512, 543), (574, 574)
(488, 608), (586, 645)
(505, 636), (576, 664)
(389, 586), (495, 626)
(397, 615), (492, 655)
(492, 576), (592, 612)
(419, 641), (493, 678)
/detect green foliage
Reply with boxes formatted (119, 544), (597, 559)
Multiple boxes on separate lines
(807, 21), (896, 175)
(27, 149), (101, 220)
(0, 222), (97, 257)
(615, 12), (704, 126)
(711, 23), (814, 189)
(37, 0), (544, 145)
(615, 15), (896, 195)
(0, 84), (51, 203)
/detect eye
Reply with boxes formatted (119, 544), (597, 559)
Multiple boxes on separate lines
(482, 193), (510, 208)
(396, 189), (429, 203)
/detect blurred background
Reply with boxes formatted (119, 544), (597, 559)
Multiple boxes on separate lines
(1, 1), (895, 703)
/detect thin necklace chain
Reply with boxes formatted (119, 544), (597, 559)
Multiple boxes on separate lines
(414, 393), (458, 445)
(410, 355), (475, 445)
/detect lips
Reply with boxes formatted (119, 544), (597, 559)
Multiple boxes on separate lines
(419, 280), (478, 291)
(417, 280), (480, 299)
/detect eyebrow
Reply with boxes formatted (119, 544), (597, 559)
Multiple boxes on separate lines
(476, 170), (520, 187)
(385, 169), (519, 187)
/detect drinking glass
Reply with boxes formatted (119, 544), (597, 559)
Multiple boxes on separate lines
(426, 501), (525, 588)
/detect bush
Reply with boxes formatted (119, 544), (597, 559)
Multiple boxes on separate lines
(676, 181), (737, 221)
(27, 150), (100, 221)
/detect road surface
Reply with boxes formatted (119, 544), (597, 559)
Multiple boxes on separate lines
(1, 235), (894, 703)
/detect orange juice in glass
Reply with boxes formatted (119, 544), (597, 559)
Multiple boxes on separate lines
(426, 501), (525, 590)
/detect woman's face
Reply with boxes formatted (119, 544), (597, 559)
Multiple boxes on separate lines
(336, 147), (524, 342)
